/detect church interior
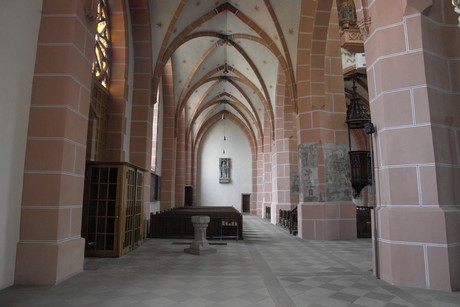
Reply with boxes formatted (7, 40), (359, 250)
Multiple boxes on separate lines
(1, 0), (460, 305)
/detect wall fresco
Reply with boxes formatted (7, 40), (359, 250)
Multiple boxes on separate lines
(323, 143), (352, 201)
(298, 143), (318, 202)
(290, 172), (299, 194)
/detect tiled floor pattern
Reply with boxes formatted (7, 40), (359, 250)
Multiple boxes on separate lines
(1, 215), (460, 306)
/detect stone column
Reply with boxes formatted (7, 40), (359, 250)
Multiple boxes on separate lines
(361, 0), (460, 291)
(160, 61), (177, 210)
(296, 2), (356, 240)
(14, 0), (94, 285)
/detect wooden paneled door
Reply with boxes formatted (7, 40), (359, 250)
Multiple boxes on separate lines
(82, 163), (144, 257)
(184, 185), (193, 207)
(122, 168), (144, 254)
(82, 165), (120, 257)
(242, 194), (251, 213)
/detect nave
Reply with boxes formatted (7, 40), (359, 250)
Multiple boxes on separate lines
(1, 216), (459, 307)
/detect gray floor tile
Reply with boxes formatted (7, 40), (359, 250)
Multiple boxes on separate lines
(329, 292), (360, 303)
(1, 216), (460, 307)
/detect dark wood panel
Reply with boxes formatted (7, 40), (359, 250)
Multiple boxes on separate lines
(149, 206), (243, 240)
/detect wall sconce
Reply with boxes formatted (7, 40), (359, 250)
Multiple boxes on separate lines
(220, 101), (229, 154)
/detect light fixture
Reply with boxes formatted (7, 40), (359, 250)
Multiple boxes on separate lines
(364, 121), (375, 135)
(222, 104), (227, 155)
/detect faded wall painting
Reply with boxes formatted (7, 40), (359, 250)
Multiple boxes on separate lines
(298, 143), (318, 202)
(323, 143), (352, 201)
(290, 172), (299, 194)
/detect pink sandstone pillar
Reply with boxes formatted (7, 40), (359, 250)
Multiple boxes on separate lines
(361, 0), (460, 291)
(263, 131), (273, 223)
(256, 147), (265, 217)
(297, 1), (357, 240)
(271, 68), (299, 223)
(15, 0), (93, 285)
(127, 0), (154, 233)
(160, 61), (177, 210)
(175, 110), (186, 207)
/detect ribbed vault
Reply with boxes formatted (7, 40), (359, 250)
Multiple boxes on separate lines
(150, 0), (302, 152)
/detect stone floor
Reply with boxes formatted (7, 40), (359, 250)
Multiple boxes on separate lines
(1, 215), (459, 307)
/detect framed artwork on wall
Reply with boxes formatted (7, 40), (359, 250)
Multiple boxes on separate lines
(219, 158), (231, 183)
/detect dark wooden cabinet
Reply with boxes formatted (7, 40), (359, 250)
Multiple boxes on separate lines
(82, 162), (144, 257)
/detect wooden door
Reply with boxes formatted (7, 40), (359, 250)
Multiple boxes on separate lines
(242, 194), (250, 213)
(122, 167), (143, 255)
(83, 163), (144, 257)
(83, 166), (120, 257)
(184, 186), (193, 206)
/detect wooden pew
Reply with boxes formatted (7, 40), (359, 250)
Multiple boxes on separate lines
(149, 206), (243, 240)
(278, 207), (298, 236)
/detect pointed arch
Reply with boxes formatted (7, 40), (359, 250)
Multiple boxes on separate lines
(151, 4), (297, 112)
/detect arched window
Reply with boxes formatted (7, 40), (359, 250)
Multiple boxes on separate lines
(87, 0), (111, 161)
(92, 0), (111, 88)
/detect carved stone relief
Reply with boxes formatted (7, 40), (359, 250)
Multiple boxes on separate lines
(219, 158), (231, 183)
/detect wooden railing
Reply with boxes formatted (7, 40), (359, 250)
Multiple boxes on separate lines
(278, 207), (298, 235)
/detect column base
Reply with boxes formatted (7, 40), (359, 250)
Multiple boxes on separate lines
(376, 206), (460, 291)
(298, 202), (357, 240)
(15, 237), (85, 285)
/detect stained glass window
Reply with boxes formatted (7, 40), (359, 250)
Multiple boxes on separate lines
(92, 0), (111, 88)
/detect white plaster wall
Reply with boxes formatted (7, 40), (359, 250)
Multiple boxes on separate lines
(0, 0), (42, 289)
(197, 120), (252, 212)
(155, 82), (164, 176)
(149, 80), (164, 214)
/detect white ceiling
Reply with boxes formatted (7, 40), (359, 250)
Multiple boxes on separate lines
(149, 0), (367, 150)
(149, 0), (303, 147)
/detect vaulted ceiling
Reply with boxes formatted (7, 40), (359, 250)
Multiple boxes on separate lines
(148, 0), (368, 150)
(149, 0), (303, 147)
